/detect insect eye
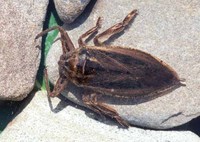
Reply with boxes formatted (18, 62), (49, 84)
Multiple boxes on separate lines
(64, 61), (68, 66)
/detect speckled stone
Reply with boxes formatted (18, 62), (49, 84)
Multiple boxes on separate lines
(0, 91), (199, 142)
(46, 0), (200, 129)
(54, 0), (91, 23)
(0, 0), (48, 100)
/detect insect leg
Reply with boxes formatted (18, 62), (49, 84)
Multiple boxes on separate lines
(35, 26), (75, 54)
(78, 17), (102, 47)
(82, 94), (129, 128)
(93, 9), (138, 46)
(44, 68), (68, 97)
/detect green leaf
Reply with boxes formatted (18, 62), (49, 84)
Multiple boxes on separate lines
(35, 8), (62, 91)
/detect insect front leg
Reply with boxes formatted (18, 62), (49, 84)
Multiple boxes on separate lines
(82, 93), (129, 128)
(93, 9), (138, 46)
(35, 26), (75, 54)
(78, 17), (102, 48)
(44, 68), (68, 97)
(36, 26), (74, 97)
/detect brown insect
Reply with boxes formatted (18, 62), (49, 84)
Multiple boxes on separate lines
(35, 9), (185, 127)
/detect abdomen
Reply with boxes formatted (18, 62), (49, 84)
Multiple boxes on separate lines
(72, 46), (182, 98)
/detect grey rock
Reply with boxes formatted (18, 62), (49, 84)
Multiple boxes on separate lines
(54, 0), (91, 23)
(46, 0), (200, 129)
(0, 91), (199, 142)
(0, 0), (48, 100)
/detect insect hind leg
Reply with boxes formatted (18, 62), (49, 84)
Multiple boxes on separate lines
(93, 9), (138, 46)
(78, 17), (102, 48)
(82, 93), (129, 128)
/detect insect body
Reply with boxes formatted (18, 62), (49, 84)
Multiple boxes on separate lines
(36, 9), (185, 127)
